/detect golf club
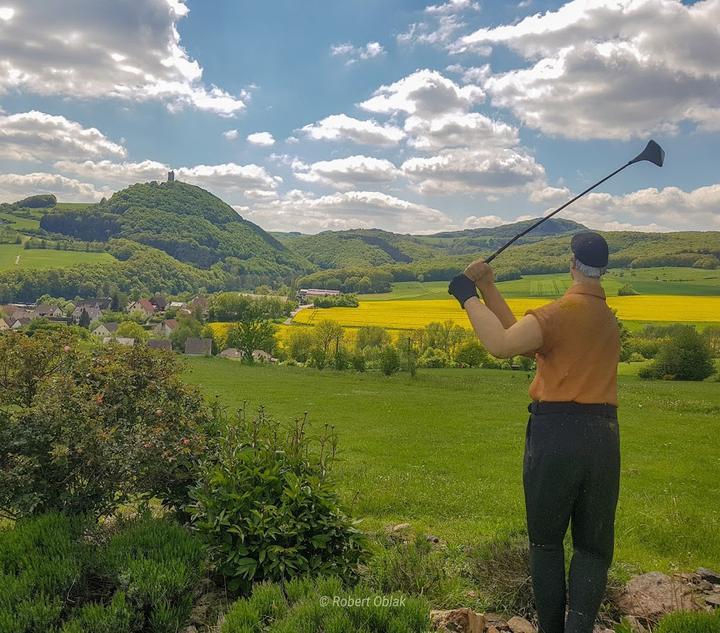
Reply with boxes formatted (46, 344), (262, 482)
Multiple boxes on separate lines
(484, 139), (665, 264)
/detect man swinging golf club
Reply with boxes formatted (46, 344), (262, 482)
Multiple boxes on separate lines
(449, 233), (618, 633)
(447, 140), (663, 633)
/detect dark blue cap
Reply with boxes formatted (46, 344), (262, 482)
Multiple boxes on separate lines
(571, 231), (609, 268)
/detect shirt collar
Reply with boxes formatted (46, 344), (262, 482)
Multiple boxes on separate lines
(565, 283), (606, 299)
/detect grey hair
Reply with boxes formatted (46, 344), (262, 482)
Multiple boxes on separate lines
(574, 258), (607, 278)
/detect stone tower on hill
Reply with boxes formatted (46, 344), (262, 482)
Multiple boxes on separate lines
(167, 170), (175, 183)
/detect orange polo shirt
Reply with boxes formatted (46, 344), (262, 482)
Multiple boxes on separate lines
(525, 283), (620, 406)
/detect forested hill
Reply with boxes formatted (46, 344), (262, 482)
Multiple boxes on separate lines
(40, 181), (309, 273)
(273, 218), (586, 269)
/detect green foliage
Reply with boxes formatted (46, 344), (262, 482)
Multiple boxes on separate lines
(221, 576), (430, 633)
(617, 283), (638, 296)
(0, 513), (205, 633)
(41, 181), (309, 275)
(0, 513), (89, 632)
(308, 320), (345, 370)
(464, 531), (533, 618)
(313, 294), (359, 308)
(59, 592), (134, 633)
(356, 326), (390, 351)
(189, 407), (366, 592)
(639, 326), (715, 381)
(14, 194), (57, 209)
(115, 320), (149, 342)
(298, 267), (393, 294)
(363, 534), (465, 608)
(209, 292), (292, 322)
(655, 610), (720, 633)
(380, 345), (401, 375)
(418, 347), (450, 369)
(100, 517), (206, 632)
(225, 319), (276, 362)
(171, 314), (203, 351)
(0, 329), (215, 519)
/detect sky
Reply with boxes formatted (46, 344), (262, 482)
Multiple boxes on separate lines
(0, 0), (719, 234)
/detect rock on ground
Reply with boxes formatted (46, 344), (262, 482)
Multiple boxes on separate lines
(617, 572), (700, 621)
(430, 608), (486, 633)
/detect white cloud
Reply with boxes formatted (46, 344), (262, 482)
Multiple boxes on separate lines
(223, 129), (239, 140)
(53, 159), (282, 202)
(529, 185), (571, 204)
(300, 114), (404, 146)
(293, 156), (401, 189)
(405, 111), (518, 150)
(247, 132), (276, 146)
(455, 0), (720, 139)
(0, 7), (14, 21)
(0, 0), (246, 115)
(401, 148), (545, 195)
(425, 0), (480, 15)
(360, 69), (484, 116)
(538, 184), (720, 232)
(462, 214), (506, 228)
(0, 110), (126, 161)
(399, 0), (482, 49)
(0, 172), (105, 202)
(246, 189), (454, 233)
(330, 41), (385, 65)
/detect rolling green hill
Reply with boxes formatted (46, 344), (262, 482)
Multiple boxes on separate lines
(40, 181), (310, 273)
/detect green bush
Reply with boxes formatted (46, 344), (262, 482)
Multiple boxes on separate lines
(465, 531), (533, 618)
(0, 513), (205, 633)
(418, 347), (449, 369)
(99, 517), (207, 633)
(0, 513), (90, 633)
(617, 283), (638, 296)
(380, 346), (401, 375)
(59, 592), (134, 633)
(639, 326), (715, 381)
(222, 576), (430, 633)
(655, 610), (720, 633)
(0, 329), (216, 520)
(363, 534), (467, 608)
(189, 408), (366, 592)
(454, 340), (488, 368)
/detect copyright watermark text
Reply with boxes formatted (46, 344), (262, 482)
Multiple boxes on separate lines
(319, 595), (406, 608)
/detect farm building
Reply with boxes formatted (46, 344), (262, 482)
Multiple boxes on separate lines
(185, 337), (212, 356)
(92, 322), (119, 337)
(147, 339), (172, 351)
(297, 288), (341, 302)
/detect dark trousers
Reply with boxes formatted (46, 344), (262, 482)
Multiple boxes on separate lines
(523, 402), (620, 633)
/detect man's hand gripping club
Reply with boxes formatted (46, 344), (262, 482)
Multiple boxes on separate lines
(449, 259), (543, 358)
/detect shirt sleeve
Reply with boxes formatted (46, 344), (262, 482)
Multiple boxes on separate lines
(525, 298), (565, 355)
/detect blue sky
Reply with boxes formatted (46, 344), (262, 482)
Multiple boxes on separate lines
(0, 0), (718, 233)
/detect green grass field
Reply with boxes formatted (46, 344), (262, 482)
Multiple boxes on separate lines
(0, 243), (115, 271)
(184, 359), (720, 573)
(360, 268), (720, 302)
(0, 212), (40, 231)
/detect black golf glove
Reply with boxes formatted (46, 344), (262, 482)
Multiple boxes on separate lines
(448, 274), (478, 308)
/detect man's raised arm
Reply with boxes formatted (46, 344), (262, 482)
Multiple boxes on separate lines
(464, 260), (516, 329)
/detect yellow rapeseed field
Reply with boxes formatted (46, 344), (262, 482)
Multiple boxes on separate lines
(292, 295), (720, 331)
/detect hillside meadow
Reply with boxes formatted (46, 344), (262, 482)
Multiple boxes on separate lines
(0, 243), (116, 271)
(184, 359), (720, 574)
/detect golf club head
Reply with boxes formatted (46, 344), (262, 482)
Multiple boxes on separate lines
(629, 139), (665, 167)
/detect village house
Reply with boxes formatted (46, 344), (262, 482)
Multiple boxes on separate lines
(75, 298), (112, 311)
(0, 318), (10, 331)
(35, 304), (64, 318)
(92, 322), (119, 337)
(150, 294), (167, 311)
(151, 319), (178, 337)
(103, 336), (135, 347)
(184, 337), (212, 356)
(11, 318), (31, 330)
(72, 305), (103, 324)
(147, 339), (172, 351)
(167, 301), (187, 310)
(128, 299), (156, 319)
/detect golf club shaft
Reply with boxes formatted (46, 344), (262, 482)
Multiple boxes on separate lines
(484, 161), (632, 264)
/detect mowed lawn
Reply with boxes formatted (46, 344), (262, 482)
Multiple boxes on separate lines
(0, 243), (115, 271)
(184, 359), (720, 573)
